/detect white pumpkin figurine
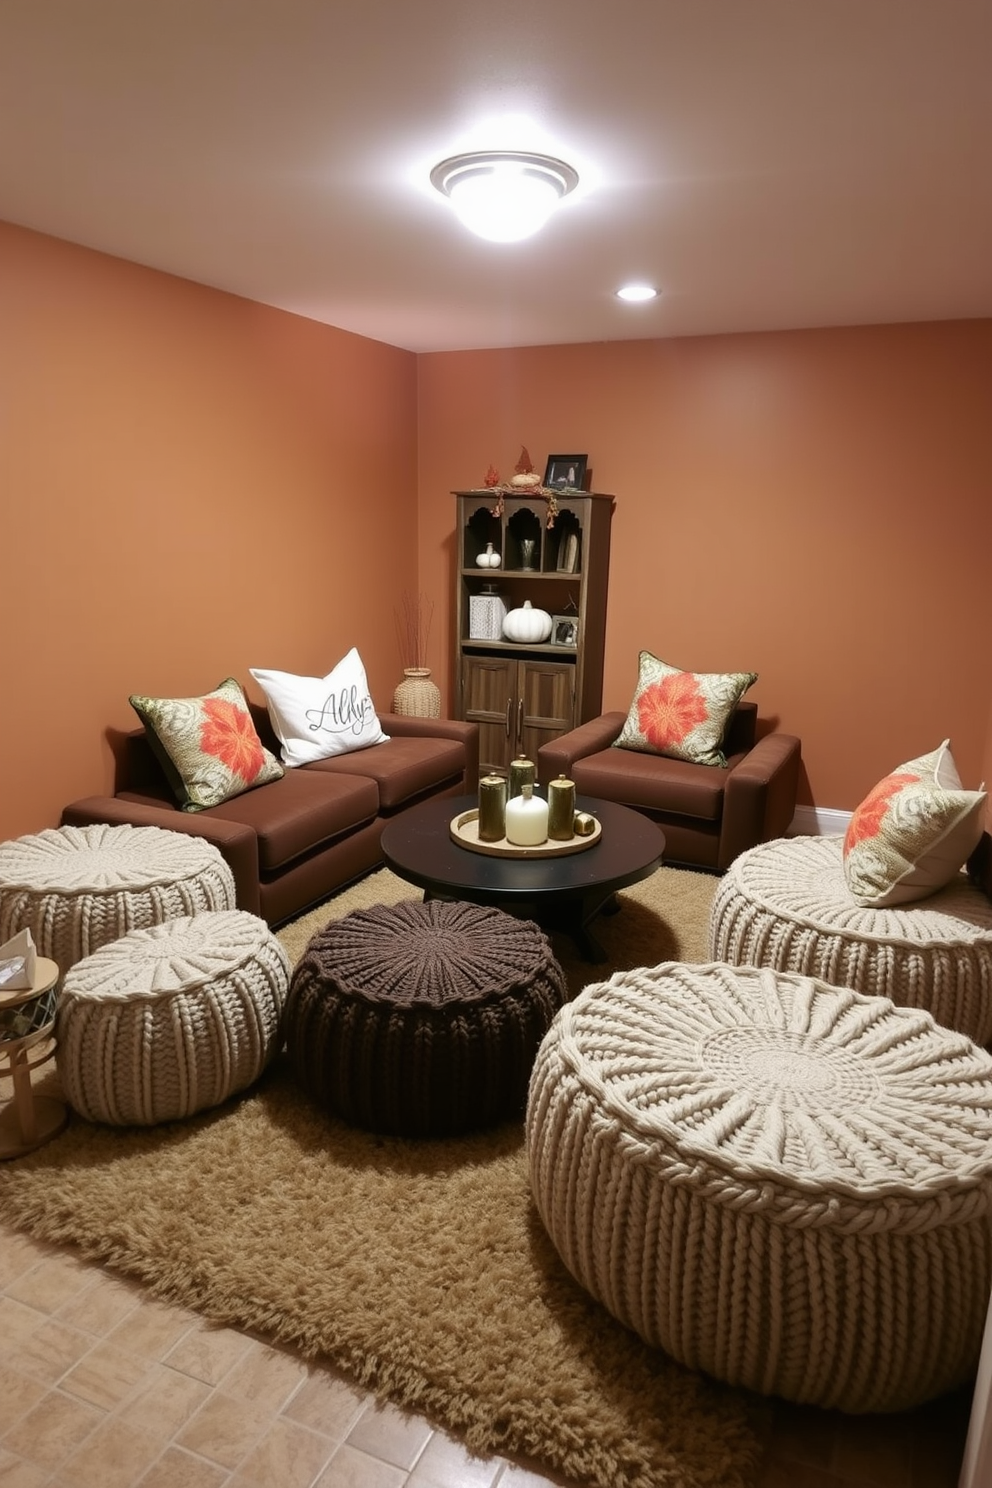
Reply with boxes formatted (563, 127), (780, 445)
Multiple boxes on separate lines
(502, 599), (553, 644)
(475, 543), (501, 569)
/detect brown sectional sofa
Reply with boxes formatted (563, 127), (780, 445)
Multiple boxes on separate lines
(62, 706), (478, 927)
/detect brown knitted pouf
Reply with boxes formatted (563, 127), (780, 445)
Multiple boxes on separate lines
(285, 900), (567, 1136)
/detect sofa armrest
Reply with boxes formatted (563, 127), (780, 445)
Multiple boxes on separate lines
(60, 797), (262, 916)
(719, 733), (802, 870)
(378, 714), (479, 789)
(968, 833), (992, 900)
(538, 713), (626, 785)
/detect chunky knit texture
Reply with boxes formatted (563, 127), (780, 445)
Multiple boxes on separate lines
(708, 834), (992, 1044)
(56, 910), (290, 1124)
(286, 899), (567, 1136)
(526, 961), (992, 1412)
(0, 823), (236, 972)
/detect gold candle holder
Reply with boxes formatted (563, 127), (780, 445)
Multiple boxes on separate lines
(508, 753), (536, 798)
(547, 774), (576, 840)
(477, 775), (507, 842)
(573, 811), (597, 837)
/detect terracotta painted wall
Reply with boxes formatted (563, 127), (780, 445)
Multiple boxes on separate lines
(3, 220), (988, 839)
(417, 322), (992, 813)
(0, 222), (418, 841)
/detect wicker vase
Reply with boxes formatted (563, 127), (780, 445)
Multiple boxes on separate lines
(392, 667), (441, 718)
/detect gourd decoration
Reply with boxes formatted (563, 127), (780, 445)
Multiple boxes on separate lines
(502, 599), (553, 644)
(509, 444), (542, 489)
(475, 543), (501, 569)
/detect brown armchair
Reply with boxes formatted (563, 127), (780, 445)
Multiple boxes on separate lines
(538, 701), (801, 871)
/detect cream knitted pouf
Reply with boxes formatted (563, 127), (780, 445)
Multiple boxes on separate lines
(526, 961), (992, 1412)
(56, 910), (290, 1125)
(0, 824), (236, 972)
(708, 835), (992, 1046)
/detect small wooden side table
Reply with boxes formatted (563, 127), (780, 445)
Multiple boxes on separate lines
(0, 955), (68, 1160)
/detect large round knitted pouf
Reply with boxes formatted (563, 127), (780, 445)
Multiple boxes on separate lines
(286, 899), (567, 1136)
(526, 961), (992, 1413)
(0, 823), (236, 973)
(708, 835), (992, 1045)
(56, 910), (290, 1125)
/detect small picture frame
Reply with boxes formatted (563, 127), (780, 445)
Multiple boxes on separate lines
(543, 454), (588, 491)
(552, 614), (578, 648)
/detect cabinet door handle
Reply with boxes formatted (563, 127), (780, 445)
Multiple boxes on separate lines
(505, 698), (512, 738)
(517, 697), (523, 743)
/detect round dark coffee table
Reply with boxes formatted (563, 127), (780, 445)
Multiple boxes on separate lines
(380, 795), (665, 962)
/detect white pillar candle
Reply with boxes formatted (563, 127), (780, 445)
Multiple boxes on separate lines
(504, 783), (549, 846)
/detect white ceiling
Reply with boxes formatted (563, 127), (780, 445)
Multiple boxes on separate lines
(1, 0), (989, 353)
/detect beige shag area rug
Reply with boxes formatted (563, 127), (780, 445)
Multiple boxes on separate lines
(0, 866), (769, 1488)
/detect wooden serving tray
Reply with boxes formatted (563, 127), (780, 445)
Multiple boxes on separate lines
(450, 808), (601, 858)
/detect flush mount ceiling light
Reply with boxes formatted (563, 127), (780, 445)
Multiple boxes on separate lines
(430, 150), (579, 242)
(616, 284), (659, 302)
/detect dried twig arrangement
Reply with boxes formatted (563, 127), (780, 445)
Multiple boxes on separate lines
(394, 590), (435, 670)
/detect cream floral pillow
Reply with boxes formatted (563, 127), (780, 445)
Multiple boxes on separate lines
(130, 677), (284, 812)
(843, 741), (986, 907)
(613, 651), (757, 767)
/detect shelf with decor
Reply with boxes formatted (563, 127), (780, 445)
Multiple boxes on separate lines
(453, 489), (614, 779)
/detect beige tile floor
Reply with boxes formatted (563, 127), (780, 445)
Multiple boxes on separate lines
(0, 1215), (975, 1488)
(0, 1038), (977, 1488)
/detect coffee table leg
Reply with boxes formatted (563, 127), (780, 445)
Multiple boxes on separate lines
(412, 884), (618, 964)
(554, 891), (623, 963)
(569, 921), (608, 963)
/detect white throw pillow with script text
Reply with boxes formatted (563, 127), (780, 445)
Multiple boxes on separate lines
(249, 649), (389, 767)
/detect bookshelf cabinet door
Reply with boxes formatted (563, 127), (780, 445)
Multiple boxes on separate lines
(462, 655), (516, 776)
(517, 660), (575, 762)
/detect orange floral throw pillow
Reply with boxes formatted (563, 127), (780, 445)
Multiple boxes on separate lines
(842, 741), (986, 907)
(612, 651), (758, 768)
(130, 677), (284, 813)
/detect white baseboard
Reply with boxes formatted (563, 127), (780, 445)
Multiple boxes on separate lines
(787, 805), (852, 838)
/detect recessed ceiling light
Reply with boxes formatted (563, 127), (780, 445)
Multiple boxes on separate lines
(430, 151), (579, 242)
(616, 284), (658, 302)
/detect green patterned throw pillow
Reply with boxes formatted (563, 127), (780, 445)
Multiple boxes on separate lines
(613, 651), (758, 767)
(842, 740), (986, 907)
(130, 677), (284, 812)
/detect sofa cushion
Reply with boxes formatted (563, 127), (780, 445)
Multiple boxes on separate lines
(203, 769), (379, 873)
(129, 678), (284, 812)
(614, 652), (757, 768)
(571, 747), (747, 822)
(249, 650), (389, 767)
(305, 735), (466, 811)
(843, 740), (986, 908)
